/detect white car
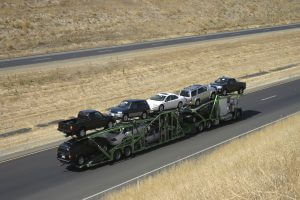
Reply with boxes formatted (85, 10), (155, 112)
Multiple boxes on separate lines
(147, 93), (187, 112)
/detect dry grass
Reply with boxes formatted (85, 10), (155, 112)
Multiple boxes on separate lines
(0, 29), (300, 156)
(104, 113), (300, 200)
(0, 0), (300, 59)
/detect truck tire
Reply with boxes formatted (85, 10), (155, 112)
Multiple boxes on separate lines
(198, 123), (204, 133)
(77, 155), (85, 166)
(238, 88), (244, 94)
(113, 150), (122, 161)
(124, 146), (132, 158)
(77, 129), (86, 138)
(195, 99), (200, 106)
(122, 114), (129, 122)
(205, 121), (212, 129)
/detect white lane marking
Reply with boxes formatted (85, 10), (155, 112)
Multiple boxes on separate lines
(97, 50), (112, 53)
(82, 110), (300, 200)
(261, 95), (277, 101)
(33, 57), (52, 61)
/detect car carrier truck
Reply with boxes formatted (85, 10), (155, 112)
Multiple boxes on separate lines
(57, 94), (242, 168)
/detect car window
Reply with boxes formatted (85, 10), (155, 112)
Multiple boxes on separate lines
(171, 95), (178, 100)
(150, 95), (166, 101)
(197, 88), (206, 94)
(130, 102), (138, 109)
(137, 101), (146, 109)
(191, 90), (197, 97)
(180, 90), (190, 97)
(165, 96), (172, 102)
(94, 112), (103, 118)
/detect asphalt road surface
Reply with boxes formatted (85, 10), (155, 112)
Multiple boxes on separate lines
(0, 78), (299, 200)
(0, 23), (300, 69)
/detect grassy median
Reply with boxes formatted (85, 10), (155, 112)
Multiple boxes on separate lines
(1, 0), (300, 58)
(104, 113), (300, 200)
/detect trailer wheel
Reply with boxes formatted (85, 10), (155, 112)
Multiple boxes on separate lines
(198, 123), (204, 133)
(77, 155), (85, 166)
(113, 150), (122, 161)
(238, 88), (244, 94)
(206, 121), (212, 129)
(77, 129), (86, 138)
(124, 146), (132, 158)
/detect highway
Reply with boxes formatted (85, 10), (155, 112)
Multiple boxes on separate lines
(0, 78), (299, 200)
(0, 23), (300, 69)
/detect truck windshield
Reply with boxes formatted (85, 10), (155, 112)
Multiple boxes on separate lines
(180, 90), (190, 97)
(215, 78), (227, 84)
(119, 101), (130, 108)
(150, 95), (166, 101)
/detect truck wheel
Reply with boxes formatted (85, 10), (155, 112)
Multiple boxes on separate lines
(195, 99), (200, 106)
(77, 129), (86, 138)
(222, 89), (227, 96)
(198, 123), (204, 133)
(122, 114), (129, 122)
(159, 105), (164, 112)
(113, 150), (122, 161)
(206, 121), (212, 129)
(141, 112), (147, 119)
(238, 88), (244, 94)
(124, 146), (132, 158)
(77, 155), (85, 166)
(107, 121), (113, 128)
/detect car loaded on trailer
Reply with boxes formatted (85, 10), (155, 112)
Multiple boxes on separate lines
(57, 94), (243, 169)
(57, 110), (115, 138)
(210, 76), (246, 96)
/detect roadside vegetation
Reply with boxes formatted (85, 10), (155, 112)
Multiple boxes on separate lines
(0, 30), (300, 156)
(1, 0), (300, 58)
(104, 113), (300, 200)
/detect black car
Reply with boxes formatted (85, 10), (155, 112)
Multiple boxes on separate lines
(57, 137), (108, 167)
(210, 76), (246, 96)
(57, 110), (115, 137)
(109, 99), (150, 121)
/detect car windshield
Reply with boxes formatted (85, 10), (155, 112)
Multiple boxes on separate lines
(118, 101), (130, 108)
(150, 95), (166, 101)
(180, 90), (190, 97)
(215, 78), (228, 84)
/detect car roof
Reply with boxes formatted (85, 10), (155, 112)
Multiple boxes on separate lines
(183, 84), (203, 91)
(157, 92), (176, 96)
(80, 109), (97, 114)
(122, 99), (146, 103)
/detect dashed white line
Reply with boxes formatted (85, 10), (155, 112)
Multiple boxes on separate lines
(261, 95), (277, 101)
(82, 110), (299, 200)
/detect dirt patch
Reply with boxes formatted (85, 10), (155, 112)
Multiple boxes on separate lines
(1, 0), (300, 59)
(0, 29), (300, 156)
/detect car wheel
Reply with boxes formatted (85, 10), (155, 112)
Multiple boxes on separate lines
(124, 146), (132, 158)
(198, 123), (204, 133)
(177, 101), (183, 109)
(77, 129), (86, 138)
(159, 105), (164, 112)
(195, 99), (200, 106)
(141, 112), (147, 119)
(210, 93), (216, 100)
(238, 88), (244, 94)
(113, 149), (122, 161)
(206, 121), (212, 129)
(222, 89), (227, 96)
(213, 119), (220, 126)
(77, 155), (85, 166)
(122, 114), (129, 122)
(235, 110), (242, 120)
(107, 121), (113, 128)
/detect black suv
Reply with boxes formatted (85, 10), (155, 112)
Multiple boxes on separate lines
(109, 99), (150, 121)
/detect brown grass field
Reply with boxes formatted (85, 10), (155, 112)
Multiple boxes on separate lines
(0, 0), (300, 59)
(0, 29), (300, 156)
(104, 113), (300, 200)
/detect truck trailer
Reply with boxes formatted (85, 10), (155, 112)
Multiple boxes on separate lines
(57, 94), (242, 168)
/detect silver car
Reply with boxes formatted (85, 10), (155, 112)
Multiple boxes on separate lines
(179, 84), (216, 106)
